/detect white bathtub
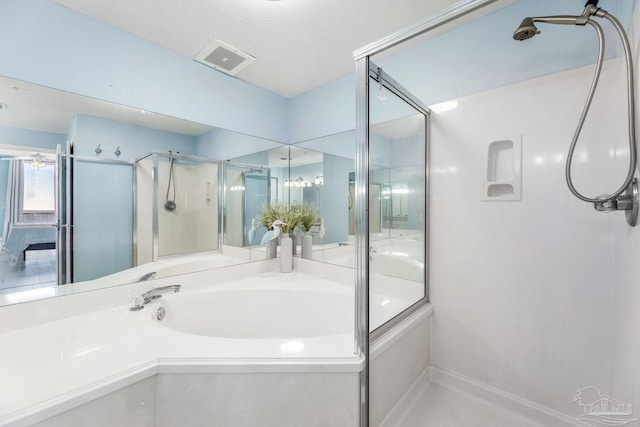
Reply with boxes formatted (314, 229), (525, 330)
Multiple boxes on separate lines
(0, 260), (431, 426)
(156, 288), (353, 339)
(317, 237), (424, 282)
(137, 271), (416, 344)
(124, 272), (358, 360)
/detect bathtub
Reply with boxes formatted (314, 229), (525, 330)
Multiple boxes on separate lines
(131, 271), (417, 347)
(0, 265), (363, 426)
(317, 236), (424, 281)
(122, 271), (360, 360)
(125, 270), (362, 427)
(0, 259), (430, 426)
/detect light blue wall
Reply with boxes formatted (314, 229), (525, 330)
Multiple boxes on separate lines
(73, 114), (197, 161)
(288, 74), (355, 143)
(196, 129), (284, 161)
(288, 162), (323, 206)
(287, 0), (630, 142)
(0, 126), (65, 150)
(0, 0), (289, 142)
(322, 154), (352, 244)
(289, 163), (323, 185)
(230, 150), (270, 165)
(296, 130), (355, 160)
(375, 0), (627, 108)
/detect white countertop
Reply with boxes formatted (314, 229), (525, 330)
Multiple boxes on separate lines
(0, 309), (157, 426)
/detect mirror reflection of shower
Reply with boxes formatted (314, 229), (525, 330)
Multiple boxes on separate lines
(164, 151), (177, 212)
(224, 164), (272, 247)
(135, 152), (220, 265)
(513, 0), (639, 226)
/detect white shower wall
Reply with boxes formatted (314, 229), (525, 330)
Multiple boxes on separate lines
(609, 0), (640, 419)
(224, 169), (244, 247)
(157, 161), (218, 257)
(136, 159), (219, 264)
(429, 58), (628, 419)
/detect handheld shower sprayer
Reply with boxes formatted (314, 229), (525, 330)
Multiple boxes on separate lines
(164, 152), (177, 212)
(512, 0), (638, 226)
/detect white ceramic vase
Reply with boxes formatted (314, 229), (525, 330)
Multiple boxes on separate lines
(280, 234), (293, 273)
(302, 232), (313, 259)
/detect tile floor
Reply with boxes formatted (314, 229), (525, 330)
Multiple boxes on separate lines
(0, 248), (56, 294)
(390, 383), (542, 427)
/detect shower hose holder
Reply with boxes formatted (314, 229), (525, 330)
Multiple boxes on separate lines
(593, 178), (639, 226)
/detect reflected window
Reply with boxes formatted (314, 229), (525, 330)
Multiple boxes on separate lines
(22, 162), (55, 224)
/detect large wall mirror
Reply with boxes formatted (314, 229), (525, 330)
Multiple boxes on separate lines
(0, 76), (288, 304)
(223, 142), (356, 259)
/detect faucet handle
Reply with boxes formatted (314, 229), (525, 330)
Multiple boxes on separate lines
(130, 296), (145, 311)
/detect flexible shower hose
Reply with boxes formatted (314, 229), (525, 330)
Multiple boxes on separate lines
(565, 10), (637, 203)
(166, 158), (176, 207)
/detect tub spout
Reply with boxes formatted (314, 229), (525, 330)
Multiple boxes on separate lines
(130, 284), (181, 311)
(136, 271), (157, 282)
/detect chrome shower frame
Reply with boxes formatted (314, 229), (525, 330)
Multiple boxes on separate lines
(354, 0), (535, 425)
(133, 151), (223, 264)
(58, 150), (133, 284)
(354, 0), (640, 424)
(220, 161), (271, 248)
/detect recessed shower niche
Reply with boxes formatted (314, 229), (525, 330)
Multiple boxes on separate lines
(483, 137), (522, 201)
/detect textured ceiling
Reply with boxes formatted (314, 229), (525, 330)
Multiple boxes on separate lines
(53, 0), (459, 98)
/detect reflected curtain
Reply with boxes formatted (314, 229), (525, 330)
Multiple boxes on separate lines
(2, 160), (24, 246)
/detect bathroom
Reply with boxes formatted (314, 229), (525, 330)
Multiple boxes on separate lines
(2, 0), (640, 426)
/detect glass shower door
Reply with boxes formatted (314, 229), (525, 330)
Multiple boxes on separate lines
(368, 66), (428, 336)
(71, 158), (134, 282)
(244, 172), (270, 246)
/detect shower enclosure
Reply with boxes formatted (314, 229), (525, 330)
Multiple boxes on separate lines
(223, 163), (272, 247)
(57, 149), (134, 284)
(354, 59), (429, 425)
(134, 152), (221, 265)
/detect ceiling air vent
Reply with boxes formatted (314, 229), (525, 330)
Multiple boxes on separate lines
(194, 39), (256, 76)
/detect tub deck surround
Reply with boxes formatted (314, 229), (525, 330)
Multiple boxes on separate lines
(0, 251), (250, 308)
(0, 260), (363, 426)
(0, 308), (158, 427)
(82, 252), (248, 288)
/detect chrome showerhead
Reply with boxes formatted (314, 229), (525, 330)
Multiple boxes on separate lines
(513, 18), (540, 41)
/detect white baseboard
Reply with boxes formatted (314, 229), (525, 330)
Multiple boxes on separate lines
(380, 366), (587, 427)
(429, 366), (585, 427)
(379, 366), (432, 427)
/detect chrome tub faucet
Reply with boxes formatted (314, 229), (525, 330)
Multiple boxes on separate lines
(130, 284), (181, 311)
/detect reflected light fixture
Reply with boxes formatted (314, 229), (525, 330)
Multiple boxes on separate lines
(376, 78), (388, 102)
(284, 177), (312, 187)
(30, 153), (47, 170)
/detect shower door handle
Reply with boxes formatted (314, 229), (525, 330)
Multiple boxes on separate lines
(53, 223), (73, 230)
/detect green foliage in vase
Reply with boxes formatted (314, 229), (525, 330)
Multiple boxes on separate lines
(292, 203), (318, 233)
(259, 203), (300, 234)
